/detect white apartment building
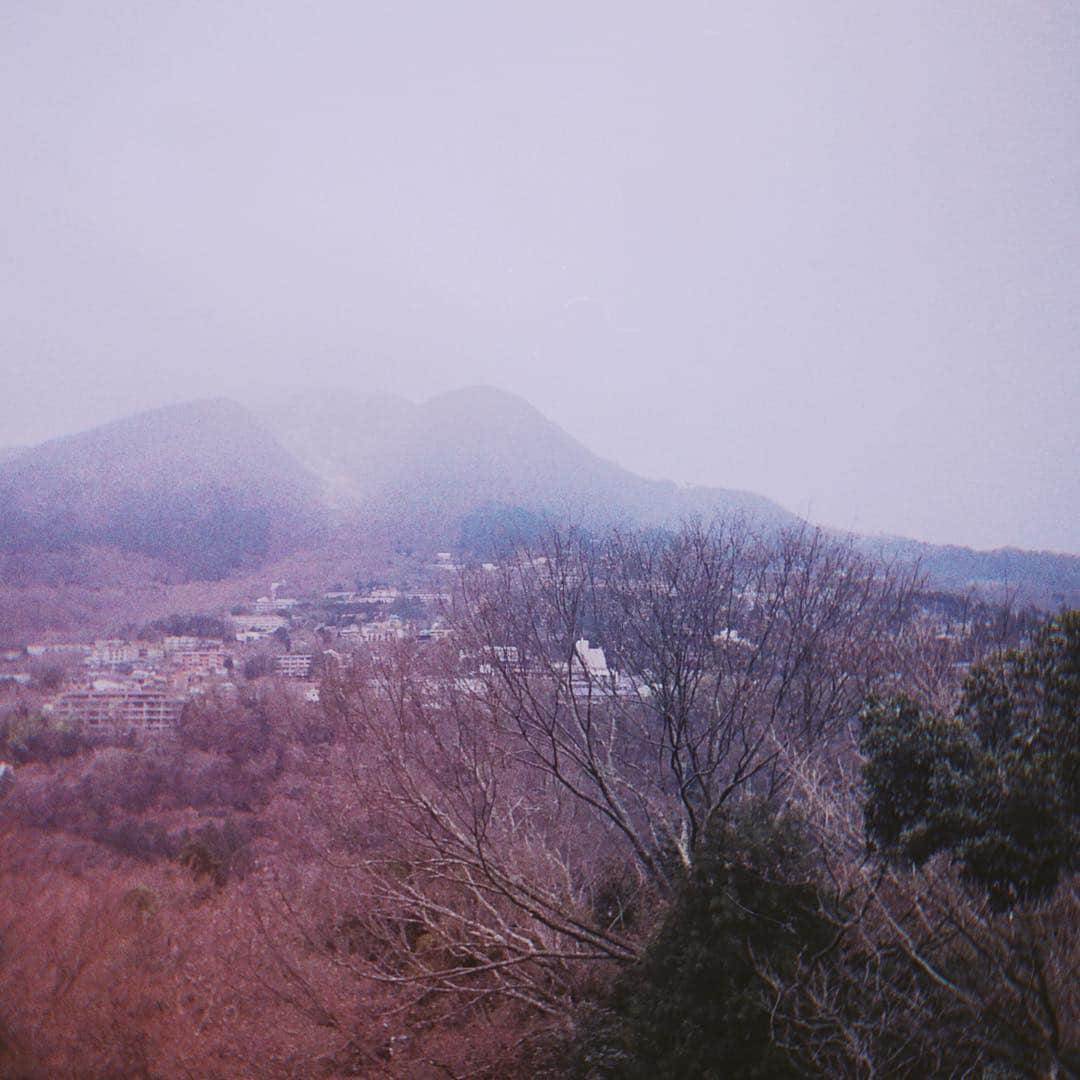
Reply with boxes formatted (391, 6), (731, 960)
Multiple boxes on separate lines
(275, 654), (313, 678)
(51, 686), (185, 737)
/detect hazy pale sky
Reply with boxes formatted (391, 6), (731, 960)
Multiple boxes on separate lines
(2, 1), (1078, 553)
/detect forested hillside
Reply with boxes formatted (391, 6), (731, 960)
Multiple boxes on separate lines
(0, 399), (323, 581)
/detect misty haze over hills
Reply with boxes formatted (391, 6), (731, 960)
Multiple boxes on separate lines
(0, 386), (1077, 608)
(4, 4), (1077, 557)
(260, 385), (797, 531)
(2, 6), (1077, 1075)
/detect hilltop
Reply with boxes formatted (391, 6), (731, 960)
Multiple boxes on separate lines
(0, 398), (323, 581)
(261, 384), (797, 534)
(1, 387), (1076, 607)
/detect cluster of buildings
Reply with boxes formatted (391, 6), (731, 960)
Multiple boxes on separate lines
(3, 575), (456, 739)
(35, 635), (234, 738)
(0, 562), (484, 742)
(339, 617), (409, 643)
(319, 585), (451, 606)
(233, 613), (289, 642)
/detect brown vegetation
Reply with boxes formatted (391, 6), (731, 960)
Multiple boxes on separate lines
(0, 523), (1074, 1078)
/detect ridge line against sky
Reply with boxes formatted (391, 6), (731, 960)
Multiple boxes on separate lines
(1, 1), (1077, 553)
(3, 385), (1078, 559)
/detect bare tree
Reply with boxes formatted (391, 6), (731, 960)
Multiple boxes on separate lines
(452, 520), (915, 883)
(316, 642), (635, 1036)
(758, 741), (1080, 1079)
(307, 520), (918, 1055)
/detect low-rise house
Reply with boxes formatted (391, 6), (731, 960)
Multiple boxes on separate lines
(27, 643), (91, 658)
(551, 639), (637, 699)
(232, 614), (288, 641)
(573, 639), (610, 680)
(254, 595), (299, 614)
(163, 635), (220, 655)
(406, 591), (451, 604)
(476, 644), (520, 674)
(712, 628), (753, 650)
(85, 640), (167, 669)
(170, 649), (229, 677)
(362, 587), (400, 604)
(88, 639), (140, 666)
(360, 618), (407, 643)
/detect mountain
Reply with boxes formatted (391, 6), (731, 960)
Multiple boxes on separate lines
(860, 535), (1080, 612)
(1, 387), (1077, 607)
(0, 398), (322, 580)
(262, 385), (798, 533)
(258, 386), (1080, 606)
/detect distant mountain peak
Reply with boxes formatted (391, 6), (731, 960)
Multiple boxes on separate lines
(425, 384), (545, 415)
(0, 397), (322, 580)
(255, 382), (798, 535)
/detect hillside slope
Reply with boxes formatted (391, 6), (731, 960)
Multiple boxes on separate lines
(263, 385), (798, 533)
(0, 399), (322, 580)
(860, 535), (1080, 611)
(3, 388), (1077, 606)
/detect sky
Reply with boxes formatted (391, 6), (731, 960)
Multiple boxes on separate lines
(1, 0), (1078, 553)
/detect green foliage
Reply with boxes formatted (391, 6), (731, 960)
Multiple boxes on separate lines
(178, 818), (254, 887)
(573, 804), (835, 1079)
(860, 695), (980, 865)
(242, 653), (273, 680)
(861, 611), (1080, 905)
(960, 609), (1078, 798)
(0, 709), (85, 764)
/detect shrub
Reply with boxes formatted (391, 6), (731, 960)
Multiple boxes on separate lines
(0, 710), (86, 764)
(177, 817), (257, 887)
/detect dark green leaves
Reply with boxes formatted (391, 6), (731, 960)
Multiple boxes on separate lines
(860, 612), (1080, 906)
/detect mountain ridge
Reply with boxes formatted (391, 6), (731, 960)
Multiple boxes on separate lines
(1, 387), (1076, 606)
(259, 383), (800, 533)
(0, 398), (323, 580)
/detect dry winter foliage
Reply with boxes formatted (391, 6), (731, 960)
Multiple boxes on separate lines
(757, 746), (1079, 1078)
(297, 523), (923, 1065)
(0, 522), (1073, 1078)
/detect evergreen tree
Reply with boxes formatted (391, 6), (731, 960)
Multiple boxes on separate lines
(574, 804), (835, 1079)
(860, 611), (1080, 905)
